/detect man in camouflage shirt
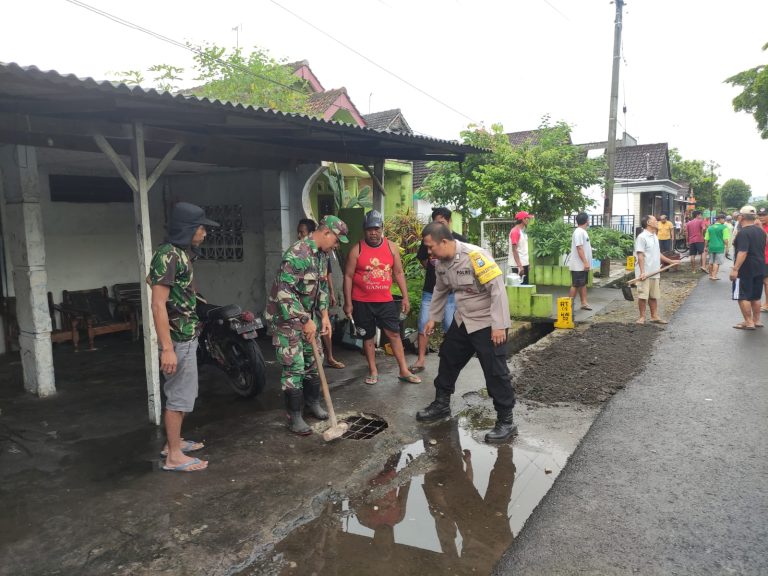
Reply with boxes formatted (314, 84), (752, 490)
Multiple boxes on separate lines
(266, 215), (349, 435)
(148, 202), (218, 472)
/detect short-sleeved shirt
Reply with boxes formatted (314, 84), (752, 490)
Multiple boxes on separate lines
(733, 224), (767, 278)
(657, 220), (674, 241)
(568, 227), (592, 271)
(763, 224), (768, 263)
(509, 226), (529, 266)
(417, 230), (466, 293)
(147, 243), (199, 342)
(635, 230), (661, 278)
(685, 219), (706, 243)
(265, 237), (329, 329)
(704, 223), (731, 254)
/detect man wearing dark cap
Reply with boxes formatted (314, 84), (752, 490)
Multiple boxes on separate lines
(148, 202), (218, 472)
(343, 210), (421, 385)
(266, 215), (349, 435)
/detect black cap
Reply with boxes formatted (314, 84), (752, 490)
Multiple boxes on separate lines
(170, 202), (219, 227)
(758, 207), (767, 215)
(363, 209), (383, 229)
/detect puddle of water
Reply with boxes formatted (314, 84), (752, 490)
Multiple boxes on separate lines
(248, 418), (570, 575)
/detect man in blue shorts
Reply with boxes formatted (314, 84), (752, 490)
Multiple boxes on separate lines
(409, 207), (465, 373)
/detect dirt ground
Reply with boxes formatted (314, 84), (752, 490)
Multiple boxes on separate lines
(512, 270), (700, 406)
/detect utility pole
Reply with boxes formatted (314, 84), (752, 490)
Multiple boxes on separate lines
(602, 0), (624, 278)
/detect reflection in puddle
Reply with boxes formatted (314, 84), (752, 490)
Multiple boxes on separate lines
(258, 418), (570, 576)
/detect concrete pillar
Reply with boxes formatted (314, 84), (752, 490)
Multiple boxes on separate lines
(262, 170), (292, 299)
(0, 145), (55, 396)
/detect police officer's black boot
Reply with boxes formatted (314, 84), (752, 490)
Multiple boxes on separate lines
(284, 389), (312, 435)
(303, 378), (329, 420)
(484, 409), (518, 443)
(416, 390), (452, 421)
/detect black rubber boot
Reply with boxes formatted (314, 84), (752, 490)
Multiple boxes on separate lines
(484, 409), (518, 443)
(284, 390), (312, 435)
(416, 391), (452, 421)
(303, 378), (329, 420)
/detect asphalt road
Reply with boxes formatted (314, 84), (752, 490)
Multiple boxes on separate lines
(495, 270), (768, 576)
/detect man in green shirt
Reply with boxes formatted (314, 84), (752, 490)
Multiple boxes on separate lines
(704, 213), (731, 280)
(148, 202), (218, 473)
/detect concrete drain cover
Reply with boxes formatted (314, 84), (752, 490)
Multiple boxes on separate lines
(340, 414), (388, 440)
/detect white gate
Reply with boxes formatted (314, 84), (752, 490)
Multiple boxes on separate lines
(480, 219), (515, 271)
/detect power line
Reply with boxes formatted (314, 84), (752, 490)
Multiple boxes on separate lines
(540, 0), (570, 21)
(269, 0), (478, 124)
(62, 0), (307, 97)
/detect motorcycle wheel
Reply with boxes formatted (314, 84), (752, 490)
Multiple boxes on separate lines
(223, 337), (266, 397)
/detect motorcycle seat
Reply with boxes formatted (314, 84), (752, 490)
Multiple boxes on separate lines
(201, 304), (242, 321)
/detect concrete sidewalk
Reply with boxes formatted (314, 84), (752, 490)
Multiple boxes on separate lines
(495, 271), (768, 575)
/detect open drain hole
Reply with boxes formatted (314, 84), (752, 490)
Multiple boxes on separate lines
(340, 414), (388, 440)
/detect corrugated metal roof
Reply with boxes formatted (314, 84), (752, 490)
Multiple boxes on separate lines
(0, 62), (474, 154)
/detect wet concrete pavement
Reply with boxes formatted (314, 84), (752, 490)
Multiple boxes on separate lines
(0, 321), (598, 575)
(495, 269), (768, 575)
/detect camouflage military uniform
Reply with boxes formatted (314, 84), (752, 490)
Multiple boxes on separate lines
(265, 237), (329, 391)
(147, 243), (199, 341)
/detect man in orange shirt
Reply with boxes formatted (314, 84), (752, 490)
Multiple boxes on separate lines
(657, 214), (675, 254)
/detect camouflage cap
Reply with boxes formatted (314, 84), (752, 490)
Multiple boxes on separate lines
(321, 215), (349, 243)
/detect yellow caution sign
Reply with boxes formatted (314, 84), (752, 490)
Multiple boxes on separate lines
(554, 297), (575, 329)
(626, 255), (635, 271)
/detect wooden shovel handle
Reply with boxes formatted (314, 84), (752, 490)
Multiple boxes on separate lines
(627, 263), (678, 286)
(310, 338), (339, 428)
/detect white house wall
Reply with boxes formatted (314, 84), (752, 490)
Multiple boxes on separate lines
(161, 170), (267, 313)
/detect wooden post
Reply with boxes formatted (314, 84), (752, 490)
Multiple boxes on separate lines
(94, 126), (182, 425)
(130, 123), (162, 425)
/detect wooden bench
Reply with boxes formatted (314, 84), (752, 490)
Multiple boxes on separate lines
(113, 282), (143, 340)
(60, 286), (137, 351)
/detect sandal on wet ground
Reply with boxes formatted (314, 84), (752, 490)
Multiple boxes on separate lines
(650, 318), (668, 324)
(408, 364), (425, 373)
(398, 374), (422, 384)
(364, 374), (378, 385)
(760, 306), (768, 312)
(162, 457), (207, 472)
(160, 440), (204, 457)
(326, 359), (345, 369)
(733, 323), (756, 330)
(580, 305), (593, 311)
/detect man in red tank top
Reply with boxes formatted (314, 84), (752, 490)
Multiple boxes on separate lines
(343, 210), (421, 385)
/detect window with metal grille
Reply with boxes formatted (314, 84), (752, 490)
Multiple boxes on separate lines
(198, 205), (244, 262)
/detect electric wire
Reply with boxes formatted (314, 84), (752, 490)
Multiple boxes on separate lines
(269, 0), (478, 124)
(62, 0), (307, 97)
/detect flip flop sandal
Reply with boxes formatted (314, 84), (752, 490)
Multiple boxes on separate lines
(580, 305), (593, 311)
(398, 374), (422, 384)
(409, 365), (426, 373)
(162, 457), (207, 472)
(755, 324), (764, 328)
(364, 374), (378, 385)
(650, 319), (668, 324)
(733, 324), (756, 330)
(160, 440), (204, 457)
(326, 359), (346, 369)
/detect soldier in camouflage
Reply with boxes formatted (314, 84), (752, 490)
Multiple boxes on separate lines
(266, 215), (349, 435)
(148, 202), (218, 472)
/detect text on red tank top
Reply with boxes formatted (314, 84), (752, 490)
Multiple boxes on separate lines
(352, 239), (394, 302)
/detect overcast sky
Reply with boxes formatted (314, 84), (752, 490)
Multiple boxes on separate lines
(2, 0), (767, 199)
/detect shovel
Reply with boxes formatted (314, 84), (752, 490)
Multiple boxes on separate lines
(310, 337), (349, 442)
(621, 263), (680, 301)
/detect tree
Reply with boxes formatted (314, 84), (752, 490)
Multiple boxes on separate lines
(668, 149), (720, 211)
(110, 43), (310, 114)
(725, 42), (768, 139)
(719, 178), (752, 211)
(420, 118), (604, 227)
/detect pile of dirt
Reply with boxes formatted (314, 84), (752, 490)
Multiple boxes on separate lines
(513, 322), (660, 405)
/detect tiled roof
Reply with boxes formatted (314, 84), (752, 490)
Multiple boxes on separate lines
(507, 129), (573, 146)
(362, 109), (413, 134)
(285, 60), (309, 72)
(412, 159), (433, 190)
(614, 143), (670, 180)
(306, 87), (349, 115)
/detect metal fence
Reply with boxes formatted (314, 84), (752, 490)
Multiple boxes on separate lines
(480, 220), (515, 268)
(564, 214), (635, 235)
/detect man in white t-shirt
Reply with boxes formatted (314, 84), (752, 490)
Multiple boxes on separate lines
(568, 213), (592, 310)
(509, 211), (532, 283)
(635, 215), (680, 324)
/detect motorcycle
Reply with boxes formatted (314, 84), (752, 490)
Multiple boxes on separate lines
(196, 301), (267, 397)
